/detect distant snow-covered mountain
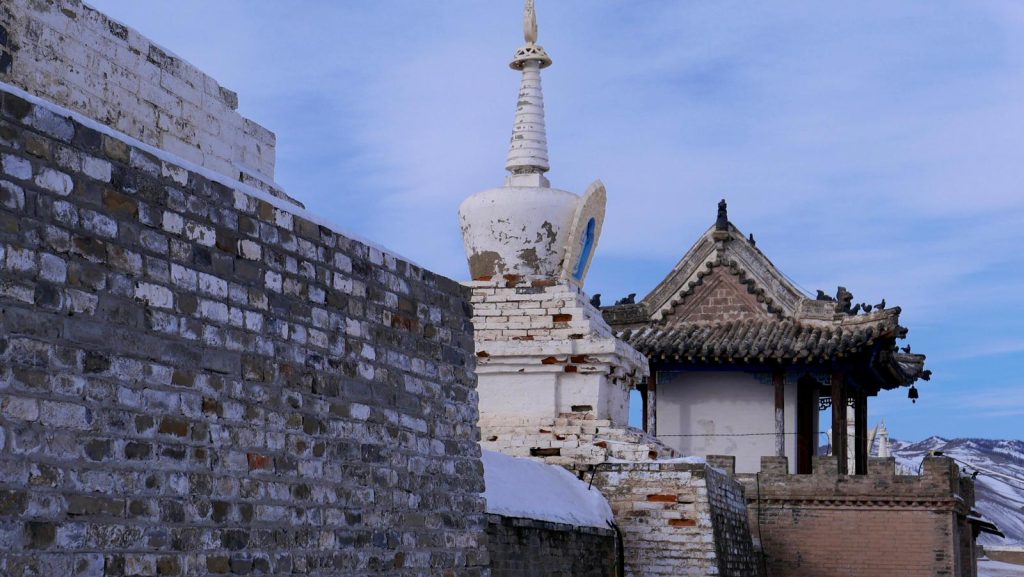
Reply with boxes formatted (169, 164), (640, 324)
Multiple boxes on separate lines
(889, 437), (1024, 547)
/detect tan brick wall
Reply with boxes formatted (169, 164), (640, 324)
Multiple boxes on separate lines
(753, 507), (956, 576)
(739, 456), (976, 577)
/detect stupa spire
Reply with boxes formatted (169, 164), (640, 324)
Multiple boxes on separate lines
(505, 0), (553, 187)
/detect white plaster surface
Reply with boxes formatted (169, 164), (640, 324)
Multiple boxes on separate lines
(657, 371), (814, 474)
(458, 185), (578, 279)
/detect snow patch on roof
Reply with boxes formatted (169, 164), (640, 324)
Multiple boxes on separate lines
(482, 450), (613, 529)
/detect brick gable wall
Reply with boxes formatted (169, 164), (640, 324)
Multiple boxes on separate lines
(666, 267), (770, 324)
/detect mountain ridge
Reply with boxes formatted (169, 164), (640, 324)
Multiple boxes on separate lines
(888, 437), (1024, 547)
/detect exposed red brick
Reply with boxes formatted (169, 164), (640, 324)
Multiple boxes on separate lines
(476, 351), (490, 358)
(552, 313), (572, 323)
(541, 356), (563, 365)
(570, 355), (588, 364)
(669, 518), (697, 527)
(246, 453), (273, 471)
(391, 315), (418, 330)
(647, 494), (678, 503)
(564, 365), (578, 373)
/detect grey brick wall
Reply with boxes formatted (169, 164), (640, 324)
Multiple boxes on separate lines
(485, 514), (615, 577)
(0, 87), (488, 576)
(705, 464), (759, 577)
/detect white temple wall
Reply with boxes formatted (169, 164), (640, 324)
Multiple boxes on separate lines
(658, 371), (801, 474)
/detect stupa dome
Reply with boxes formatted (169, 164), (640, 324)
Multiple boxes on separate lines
(458, 0), (605, 284)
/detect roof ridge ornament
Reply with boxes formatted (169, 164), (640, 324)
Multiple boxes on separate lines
(505, 0), (553, 186)
(715, 199), (729, 231)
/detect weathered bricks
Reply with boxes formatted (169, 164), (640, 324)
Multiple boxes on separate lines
(0, 86), (487, 576)
(735, 455), (976, 577)
(593, 462), (758, 577)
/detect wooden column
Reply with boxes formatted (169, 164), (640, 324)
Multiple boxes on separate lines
(773, 369), (785, 457)
(854, 391), (868, 475)
(831, 372), (848, 475)
(796, 377), (816, 474)
(647, 371), (658, 437)
(639, 380), (649, 433)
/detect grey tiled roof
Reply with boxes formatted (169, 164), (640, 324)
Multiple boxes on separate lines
(619, 320), (930, 386)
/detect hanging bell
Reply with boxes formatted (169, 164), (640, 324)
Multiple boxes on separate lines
(908, 385), (919, 403)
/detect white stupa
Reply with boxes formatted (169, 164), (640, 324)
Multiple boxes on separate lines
(458, 0), (606, 285)
(457, 1), (645, 429)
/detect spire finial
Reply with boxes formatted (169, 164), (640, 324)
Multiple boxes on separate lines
(524, 0), (538, 44)
(505, 0), (553, 185)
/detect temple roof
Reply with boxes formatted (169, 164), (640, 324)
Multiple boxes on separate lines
(603, 201), (930, 389)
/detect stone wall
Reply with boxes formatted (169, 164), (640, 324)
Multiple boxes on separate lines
(738, 455), (976, 577)
(0, 87), (488, 576)
(592, 461), (758, 577)
(485, 514), (615, 577)
(0, 0), (278, 187)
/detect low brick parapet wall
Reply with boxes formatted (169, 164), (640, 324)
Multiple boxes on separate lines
(732, 455), (977, 577)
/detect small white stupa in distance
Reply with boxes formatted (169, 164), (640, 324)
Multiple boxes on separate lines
(459, 0), (606, 285)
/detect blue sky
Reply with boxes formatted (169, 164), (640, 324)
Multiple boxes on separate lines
(87, 1), (1024, 442)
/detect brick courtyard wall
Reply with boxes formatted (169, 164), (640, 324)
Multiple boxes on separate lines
(0, 87), (488, 576)
(593, 461), (758, 577)
(0, 0), (278, 186)
(738, 455), (975, 577)
(485, 514), (615, 577)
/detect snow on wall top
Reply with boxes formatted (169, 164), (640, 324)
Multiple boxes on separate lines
(482, 450), (613, 529)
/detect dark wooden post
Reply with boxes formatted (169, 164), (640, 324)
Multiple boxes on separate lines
(773, 369), (785, 458)
(831, 372), (848, 475)
(854, 391), (868, 475)
(647, 371), (658, 437)
(796, 376), (816, 474)
(639, 380), (649, 433)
